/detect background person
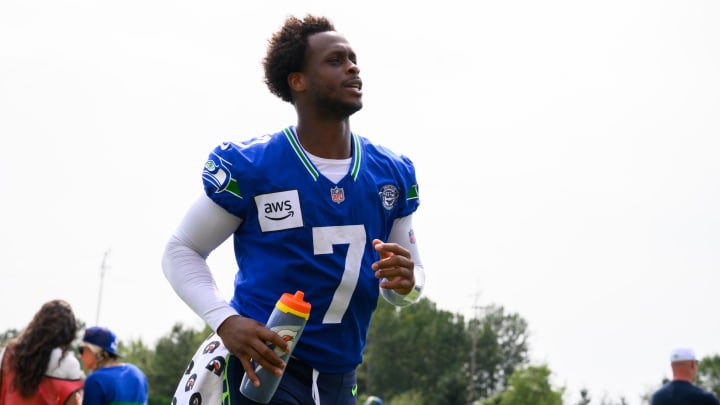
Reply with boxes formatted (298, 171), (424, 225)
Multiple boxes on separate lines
(0, 299), (84, 405)
(363, 395), (383, 405)
(79, 326), (148, 405)
(651, 347), (720, 405)
(162, 13), (424, 405)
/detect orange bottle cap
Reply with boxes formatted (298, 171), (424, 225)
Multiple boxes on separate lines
(277, 290), (311, 319)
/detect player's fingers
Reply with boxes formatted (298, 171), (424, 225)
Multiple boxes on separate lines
(372, 239), (393, 260)
(239, 356), (260, 387)
(375, 240), (410, 257)
(256, 328), (291, 354)
(249, 333), (286, 375)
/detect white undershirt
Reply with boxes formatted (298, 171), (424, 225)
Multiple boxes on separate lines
(305, 151), (351, 184)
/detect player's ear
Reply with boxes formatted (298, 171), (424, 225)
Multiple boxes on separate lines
(288, 72), (305, 92)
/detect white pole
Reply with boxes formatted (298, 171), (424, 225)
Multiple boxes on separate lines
(95, 249), (110, 325)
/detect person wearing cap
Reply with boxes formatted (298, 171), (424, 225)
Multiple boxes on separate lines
(79, 326), (148, 405)
(650, 347), (720, 405)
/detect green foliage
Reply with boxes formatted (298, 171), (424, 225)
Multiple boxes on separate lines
(0, 300), (683, 405)
(148, 323), (212, 404)
(0, 328), (19, 347)
(698, 354), (720, 398)
(359, 297), (468, 402)
(386, 390), (425, 405)
(476, 393), (503, 405)
(468, 305), (530, 401)
(358, 298), (530, 404)
(496, 364), (564, 405)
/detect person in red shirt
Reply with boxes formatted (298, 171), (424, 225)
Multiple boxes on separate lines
(0, 299), (84, 405)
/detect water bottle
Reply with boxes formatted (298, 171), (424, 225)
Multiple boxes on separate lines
(240, 290), (311, 404)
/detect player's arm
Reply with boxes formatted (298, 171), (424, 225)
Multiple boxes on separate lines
(161, 194), (289, 385)
(375, 214), (425, 307)
(161, 194), (242, 330)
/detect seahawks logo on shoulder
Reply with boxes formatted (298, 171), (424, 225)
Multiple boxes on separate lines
(203, 154), (241, 198)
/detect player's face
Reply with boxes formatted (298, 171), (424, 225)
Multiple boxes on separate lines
(303, 31), (362, 118)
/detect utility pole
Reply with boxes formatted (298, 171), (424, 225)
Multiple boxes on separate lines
(468, 313), (477, 405)
(95, 249), (110, 325)
(468, 289), (485, 405)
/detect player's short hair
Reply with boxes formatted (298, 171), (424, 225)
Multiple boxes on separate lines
(263, 14), (336, 103)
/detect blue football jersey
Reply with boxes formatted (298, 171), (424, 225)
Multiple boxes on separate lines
(202, 126), (420, 373)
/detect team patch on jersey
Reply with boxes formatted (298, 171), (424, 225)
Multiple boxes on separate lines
(330, 186), (345, 204)
(203, 155), (241, 198)
(407, 184), (419, 200)
(379, 184), (399, 210)
(255, 190), (304, 232)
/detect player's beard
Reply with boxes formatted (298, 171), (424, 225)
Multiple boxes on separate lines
(311, 88), (362, 120)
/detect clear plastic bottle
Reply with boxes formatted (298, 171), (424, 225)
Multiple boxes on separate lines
(240, 291), (311, 404)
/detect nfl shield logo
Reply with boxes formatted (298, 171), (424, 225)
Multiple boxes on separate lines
(330, 186), (345, 204)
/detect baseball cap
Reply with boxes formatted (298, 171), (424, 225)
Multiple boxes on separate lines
(83, 326), (122, 357)
(670, 347), (696, 363)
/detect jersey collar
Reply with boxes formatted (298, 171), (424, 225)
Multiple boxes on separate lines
(283, 126), (362, 182)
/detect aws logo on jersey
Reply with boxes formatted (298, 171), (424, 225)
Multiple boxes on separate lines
(203, 155), (241, 198)
(255, 190), (304, 232)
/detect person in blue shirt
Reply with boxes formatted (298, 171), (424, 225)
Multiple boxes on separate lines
(162, 13), (425, 405)
(79, 326), (148, 405)
(651, 347), (720, 405)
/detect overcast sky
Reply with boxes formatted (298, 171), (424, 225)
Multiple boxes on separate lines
(1, 1), (719, 404)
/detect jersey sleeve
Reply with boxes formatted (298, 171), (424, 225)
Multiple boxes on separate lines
(202, 143), (243, 218)
(201, 141), (258, 218)
(396, 153), (420, 219)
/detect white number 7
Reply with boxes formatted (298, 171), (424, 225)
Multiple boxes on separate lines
(312, 225), (366, 324)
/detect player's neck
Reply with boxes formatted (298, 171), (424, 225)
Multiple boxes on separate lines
(672, 374), (694, 383)
(294, 119), (352, 159)
(95, 357), (121, 370)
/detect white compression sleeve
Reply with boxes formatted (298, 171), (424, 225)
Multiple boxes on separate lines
(161, 194), (243, 331)
(380, 214), (426, 306)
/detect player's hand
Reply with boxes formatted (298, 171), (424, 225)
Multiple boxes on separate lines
(372, 239), (415, 295)
(216, 315), (290, 387)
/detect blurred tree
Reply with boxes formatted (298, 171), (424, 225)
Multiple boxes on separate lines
(576, 388), (591, 405)
(698, 354), (720, 398)
(148, 323), (212, 404)
(359, 299), (530, 404)
(0, 328), (19, 347)
(468, 305), (530, 401)
(359, 297), (468, 403)
(114, 322), (211, 405)
(476, 393), (503, 405)
(599, 396), (629, 405)
(497, 364), (563, 405)
(0, 296), (538, 405)
(385, 391), (424, 405)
